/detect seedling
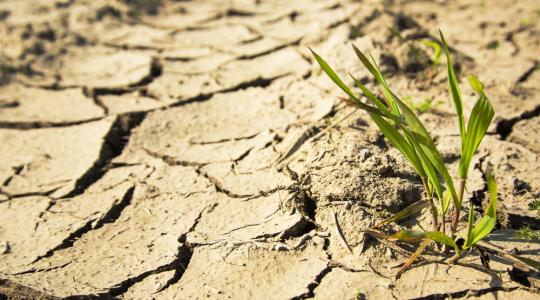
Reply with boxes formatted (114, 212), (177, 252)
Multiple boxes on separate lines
(310, 31), (540, 273)
(403, 96), (443, 114)
(515, 226), (540, 241)
(528, 199), (540, 216)
(514, 199), (540, 241)
(421, 40), (442, 67)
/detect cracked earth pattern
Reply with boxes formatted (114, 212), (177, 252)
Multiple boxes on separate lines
(0, 0), (539, 299)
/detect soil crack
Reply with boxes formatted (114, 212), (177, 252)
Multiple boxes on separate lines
(496, 104), (540, 140)
(63, 113), (146, 198)
(290, 265), (332, 300)
(30, 186), (135, 264)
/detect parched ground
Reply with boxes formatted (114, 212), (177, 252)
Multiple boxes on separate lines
(0, 0), (539, 299)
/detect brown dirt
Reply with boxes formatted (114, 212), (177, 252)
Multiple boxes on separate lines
(0, 0), (539, 299)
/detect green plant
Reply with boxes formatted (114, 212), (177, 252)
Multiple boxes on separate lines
(310, 31), (503, 271)
(421, 40), (442, 67)
(403, 96), (443, 114)
(349, 25), (364, 40)
(514, 199), (540, 241)
(486, 40), (499, 50)
(528, 199), (540, 216)
(515, 226), (540, 241)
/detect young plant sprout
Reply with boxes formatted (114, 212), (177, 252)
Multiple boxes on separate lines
(310, 31), (539, 273)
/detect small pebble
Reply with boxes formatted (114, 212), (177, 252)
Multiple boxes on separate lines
(0, 241), (10, 254)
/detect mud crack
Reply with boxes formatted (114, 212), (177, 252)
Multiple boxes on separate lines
(63, 113), (146, 198)
(290, 265), (333, 299)
(414, 286), (523, 300)
(30, 186), (135, 264)
(496, 104), (540, 140)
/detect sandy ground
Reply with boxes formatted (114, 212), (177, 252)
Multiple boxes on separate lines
(0, 0), (539, 299)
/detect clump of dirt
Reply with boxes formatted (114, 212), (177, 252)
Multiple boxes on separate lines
(295, 126), (421, 213)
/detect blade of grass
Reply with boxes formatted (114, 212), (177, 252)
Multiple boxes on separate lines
(310, 48), (404, 123)
(350, 74), (391, 113)
(458, 75), (495, 178)
(388, 230), (459, 253)
(422, 40), (442, 66)
(370, 113), (427, 179)
(440, 30), (465, 142)
(352, 45), (399, 114)
(385, 82), (459, 209)
(397, 239), (432, 275)
(373, 201), (429, 228)
(349, 75), (427, 179)
(464, 168), (497, 248)
(360, 55), (445, 201)
(466, 204), (475, 244)
(442, 190), (452, 215)
(364, 53), (460, 211)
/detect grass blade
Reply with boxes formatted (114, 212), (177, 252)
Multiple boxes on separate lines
(373, 201), (429, 228)
(357, 51), (460, 209)
(352, 44), (399, 114)
(394, 95), (459, 208)
(422, 40), (442, 66)
(464, 169), (497, 248)
(466, 204), (475, 244)
(458, 75), (495, 178)
(370, 113), (426, 178)
(440, 30), (465, 142)
(397, 239), (431, 275)
(309, 47), (357, 101)
(349, 75), (427, 179)
(388, 230), (459, 253)
(310, 48), (404, 123)
(350, 74), (391, 113)
(442, 190), (452, 215)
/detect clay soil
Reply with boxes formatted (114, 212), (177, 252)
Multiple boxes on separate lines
(0, 0), (539, 299)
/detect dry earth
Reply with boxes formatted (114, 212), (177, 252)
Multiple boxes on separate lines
(0, 0), (539, 299)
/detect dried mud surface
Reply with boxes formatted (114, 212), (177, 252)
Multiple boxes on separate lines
(0, 0), (539, 299)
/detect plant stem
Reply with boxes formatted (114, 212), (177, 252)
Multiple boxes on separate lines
(427, 196), (438, 231)
(422, 178), (439, 232)
(451, 178), (466, 238)
(441, 213), (446, 235)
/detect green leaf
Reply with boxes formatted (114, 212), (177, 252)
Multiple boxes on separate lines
(458, 76), (495, 179)
(373, 114), (426, 175)
(389, 230), (459, 253)
(358, 51), (459, 210)
(466, 204), (475, 245)
(440, 31), (466, 143)
(393, 96), (459, 208)
(309, 47), (357, 101)
(309, 48), (404, 123)
(350, 74), (391, 114)
(464, 170), (497, 248)
(352, 45), (399, 114)
(349, 74), (428, 179)
(468, 74), (484, 93)
(442, 190), (452, 215)
(422, 40), (442, 66)
(352, 44), (378, 79)
(373, 201), (429, 228)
